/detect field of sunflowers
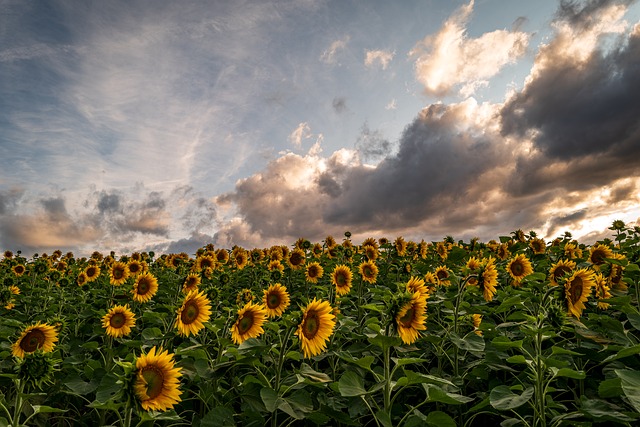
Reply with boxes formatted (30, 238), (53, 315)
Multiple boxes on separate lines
(2, 222), (640, 426)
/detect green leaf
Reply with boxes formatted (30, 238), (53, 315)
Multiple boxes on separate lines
(580, 396), (635, 422)
(598, 378), (623, 399)
(63, 373), (98, 395)
(424, 384), (473, 405)
(395, 370), (454, 389)
(31, 405), (67, 414)
(375, 410), (393, 427)
(368, 334), (402, 351)
(490, 385), (534, 410)
(426, 411), (457, 427)
(450, 333), (485, 352)
(285, 390), (313, 414)
(341, 355), (376, 373)
(491, 336), (523, 350)
(94, 372), (121, 403)
(616, 369), (640, 413)
(604, 343), (640, 362)
(506, 355), (529, 365)
(260, 387), (278, 412)
(551, 367), (586, 380)
(141, 327), (163, 340)
(81, 341), (100, 350)
(550, 346), (583, 356)
(201, 407), (235, 427)
(298, 363), (332, 383)
(626, 313), (640, 331)
(338, 371), (367, 397)
(392, 357), (428, 367)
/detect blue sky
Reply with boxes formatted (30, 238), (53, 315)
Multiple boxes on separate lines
(1, 0), (640, 256)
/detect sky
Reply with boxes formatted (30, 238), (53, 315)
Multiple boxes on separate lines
(1, 0), (640, 257)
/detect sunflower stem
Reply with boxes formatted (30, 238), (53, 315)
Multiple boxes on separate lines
(12, 378), (24, 427)
(123, 403), (133, 427)
(383, 344), (391, 413)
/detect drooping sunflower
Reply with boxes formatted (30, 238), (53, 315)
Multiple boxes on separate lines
(395, 292), (428, 345)
(564, 242), (583, 259)
(506, 254), (534, 285)
(132, 272), (159, 303)
(434, 266), (451, 287)
(394, 236), (407, 256)
(287, 248), (306, 270)
(548, 259), (576, 287)
(496, 244), (511, 260)
(12, 264), (26, 277)
(231, 302), (268, 344)
(109, 261), (129, 286)
(608, 255), (626, 292)
(182, 273), (201, 294)
(176, 290), (212, 337)
(262, 283), (290, 318)
(296, 298), (336, 358)
(3, 285), (20, 310)
(359, 260), (378, 284)
(11, 322), (59, 358)
(102, 304), (136, 338)
(593, 272), (612, 310)
(479, 257), (498, 302)
(565, 268), (595, 319)
(588, 243), (613, 267)
(332, 264), (353, 296)
(472, 314), (483, 336)
(84, 264), (101, 283)
(76, 272), (88, 287)
(134, 346), (182, 412)
(305, 262), (324, 284)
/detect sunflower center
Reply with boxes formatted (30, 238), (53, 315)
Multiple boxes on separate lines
(137, 279), (150, 295)
(302, 312), (320, 339)
(554, 266), (571, 280)
(336, 273), (347, 286)
(308, 267), (319, 278)
(569, 276), (584, 303)
(141, 366), (165, 400)
(399, 307), (415, 328)
(290, 254), (303, 265)
(267, 293), (281, 309)
(181, 301), (200, 325)
(363, 266), (373, 277)
(20, 330), (45, 353)
(591, 250), (605, 265)
(110, 313), (126, 329)
(237, 313), (255, 334)
(87, 267), (97, 278)
(511, 262), (524, 276)
(436, 270), (448, 280)
(113, 268), (124, 279)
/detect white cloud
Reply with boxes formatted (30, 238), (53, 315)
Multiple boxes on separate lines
(364, 49), (394, 69)
(288, 122), (312, 147)
(385, 99), (397, 110)
(320, 36), (350, 64)
(410, 0), (530, 97)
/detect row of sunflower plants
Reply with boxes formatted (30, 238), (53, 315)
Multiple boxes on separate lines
(1, 221), (640, 426)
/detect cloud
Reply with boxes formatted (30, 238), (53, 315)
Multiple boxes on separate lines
(320, 36), (350, 64)
(288, 122), (312, 148)
(332, 97), (347, 113)
(364, 49), (394, 69)
(354, 123), (393, 163)
(410, 0), (530, 97)
(385, 99), (397, 110)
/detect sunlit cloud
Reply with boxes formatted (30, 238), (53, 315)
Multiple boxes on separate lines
(320, 36), (350, 65)
(364, 49), (395, 70)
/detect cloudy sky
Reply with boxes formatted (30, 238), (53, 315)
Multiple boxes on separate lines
(1, 0), (640, 256)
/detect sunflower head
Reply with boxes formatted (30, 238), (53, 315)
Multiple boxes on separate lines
(132, 273), (159, 303)
(134, 346), (182, 412)
(588, 243), (613, 266)
(15, 350), (59, 390)
(231, 302), (268, 344)
(287, 249), (306, 269)
(564, 268), (595, 319)
(11, 322), (59, 358)
(507, 254), (534, 284)
(182, 273), (201, 294)
(109, 261), (130, 286)
(332, 265), (353, 296)
(305, 262), (324, 284)
(359, 260), (379, 284)
(263, 283), (291, 318)
(296, 299), (336, 358)
(176, 290), (213, 337)
(102, 305), (136, 338)
(394, 291), (428, 345)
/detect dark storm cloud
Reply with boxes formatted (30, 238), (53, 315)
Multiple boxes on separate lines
(91, 189), (170, 236)
(555, 0), (634, 28)
(0, 187), (23, 215)
(97, 191), (121, 214)
(547, 209), (589, 234)
(501, 0), (640, 163)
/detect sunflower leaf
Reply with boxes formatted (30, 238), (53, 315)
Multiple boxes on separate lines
(338, 371), (367, 397)
(490, 385), (534, 410)
(615, 369), (640, 413)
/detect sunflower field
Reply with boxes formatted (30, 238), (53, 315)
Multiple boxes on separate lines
(2, 222), (640, 426)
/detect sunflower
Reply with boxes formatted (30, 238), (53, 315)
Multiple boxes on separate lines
(176, 290), (212, 337)
(102, 304), (136, 338)
(77, 272), (88, 287)
(109, 261), (129, 286)
(231, 302), (268, 344)
(233, 250), (249, 270)
(215, 249), (230, 265)
(608, 256), (626, 292)
(132, 273), (159, 303)
(127, 259), (144, 277)
(263, 283), (290, 318)
(593, 272), (612, 310)
(565, 268), (595, 319)
(11, 322), (59, 358)
(564, 243), (583, 259)
(472, 314), (483, 336)
(12, 264), (26, 277)
(466, 257), (481, 271)
(134, 346), (182, 412)
(434, 266), (451, 287)
(435, 242), (448, 260)
(332, 265), (353, 296)
(84, 265), (101, 283)
(324, 235), (337, 248)
(506, 254), (534, 285)
(287, 248), (306, 270)
(394, 236), (407, 256)
(267, 260), (284, 273)
(548, 259), (576, 287)
(479, 257), (498, 302)
(406, 276), (428, 296)
(311, 243), (323, 257)
(588, 243), (613, 267)
(305, 262), (324, 284)
(529, 238), (547, 255)
(4, 285), (20, 310)
(496, 244), (511, 260)
(296, 299), (336, 358)
(359, 260), (378, 284)
(395, 292), (427, 345)
(195, 255), (216, 272)
(182, 273), (201, 294)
